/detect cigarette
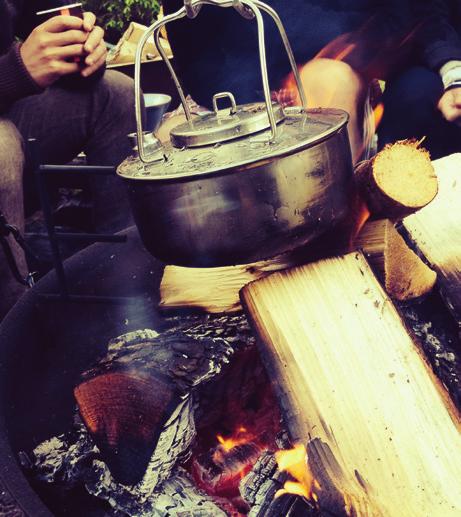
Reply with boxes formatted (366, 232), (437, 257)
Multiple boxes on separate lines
(36, 3), (83, 17)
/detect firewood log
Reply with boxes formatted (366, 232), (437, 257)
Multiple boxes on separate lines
(158, 230), (345, 314)
(159, 218), (436, 312)
(355, 140), (438, 219)
(159, 255), (303, 314)
(403, 154), (461, 325)
(355, 219), (436, 300)
(241, 252), (461, 516)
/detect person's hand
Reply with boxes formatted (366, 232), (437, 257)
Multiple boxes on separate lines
(20, 15), (88, 88)
(438, 87), (461, 126)
(80, 12), (107, 78)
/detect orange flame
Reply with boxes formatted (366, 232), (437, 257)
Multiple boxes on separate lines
(321, 41), (357, 62)
(216, 426), (252, 453)
(373, 102), (384, 129)
(274, 444), (319, 502)
(352, 201), (371, 245)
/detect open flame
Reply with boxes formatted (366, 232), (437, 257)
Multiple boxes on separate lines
(351, 201), (371, 247)
(373, 102), (384, 128)
(192, 424), (265, 505)
(274, 443), (320, 503)
(215, 426), (253, 453)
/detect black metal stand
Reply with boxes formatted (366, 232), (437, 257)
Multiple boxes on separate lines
(28, 139), (134, 304)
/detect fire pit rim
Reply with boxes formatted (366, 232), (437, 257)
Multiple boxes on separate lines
(0, 226), (163, 517)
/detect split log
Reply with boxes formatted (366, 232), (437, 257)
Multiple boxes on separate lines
(403, 154), (461, 325)
(355, 140), (438, 219)
(158, 232), (343, 314)
(241, 252), (461, 516)
(355, 219), (436, 300)
(159, 255), (302, 314)
(160, 218), (436, 313)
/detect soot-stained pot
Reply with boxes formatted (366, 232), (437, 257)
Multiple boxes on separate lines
(117, 0), (354, 267)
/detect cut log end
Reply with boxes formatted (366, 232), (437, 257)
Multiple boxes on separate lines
(356, 140), (438, 219)
(384, 222), (437, 301)
(355, 219), (437, 301)
(74, 371), (180, 486)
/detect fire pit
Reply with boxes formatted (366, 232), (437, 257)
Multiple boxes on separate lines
(0, 228), (312, 516)
(0, 218), (460, 516)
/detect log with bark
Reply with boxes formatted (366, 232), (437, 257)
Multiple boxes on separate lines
(241, 252), (461, 516)
(403, 154), (461, 326)
(355, 140), (438, 219)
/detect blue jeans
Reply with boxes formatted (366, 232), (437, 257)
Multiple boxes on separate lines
(0, 70), (136, 316)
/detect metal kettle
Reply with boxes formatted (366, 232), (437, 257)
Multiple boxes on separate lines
(117, 0), (353, 267)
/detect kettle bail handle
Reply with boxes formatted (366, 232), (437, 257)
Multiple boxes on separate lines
(134, 0), (307, 164)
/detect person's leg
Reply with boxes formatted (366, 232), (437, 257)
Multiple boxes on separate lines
(0, 119), (27, 317)
(378, 66), (461, 159)
(6, 70), (136, 231)
(297, 58), (368, 163)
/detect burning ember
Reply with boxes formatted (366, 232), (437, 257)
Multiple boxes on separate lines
(192, 426), (265, 503)
(216, 426), (253, 453)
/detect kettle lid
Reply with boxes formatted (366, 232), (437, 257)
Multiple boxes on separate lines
(170, 94), (285, 148)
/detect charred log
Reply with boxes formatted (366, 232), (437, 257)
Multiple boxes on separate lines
(74, 326), (235, 490)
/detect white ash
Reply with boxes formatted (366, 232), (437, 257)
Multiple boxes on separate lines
(23, 319), (252, 515)
(127, 395), (196, 497)
(103, 329), (160, 363)
(26, 424), (98, 487)
(436, 351), (456, 362)
(399, 301), (461, 409)
(404, 307), (455, 367)
(86, 327), (235, 392)
(167, 313), (257, 350)
(87, 464), (226, 517)
(26, 420), (223, 517)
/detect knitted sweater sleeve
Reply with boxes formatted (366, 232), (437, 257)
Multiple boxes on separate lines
(414, 0), (461, 71)
(0, 42), (42, 114)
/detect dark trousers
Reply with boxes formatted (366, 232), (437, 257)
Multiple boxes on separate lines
(0, 70), (136, 317)
(378, 66), (461, 159)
